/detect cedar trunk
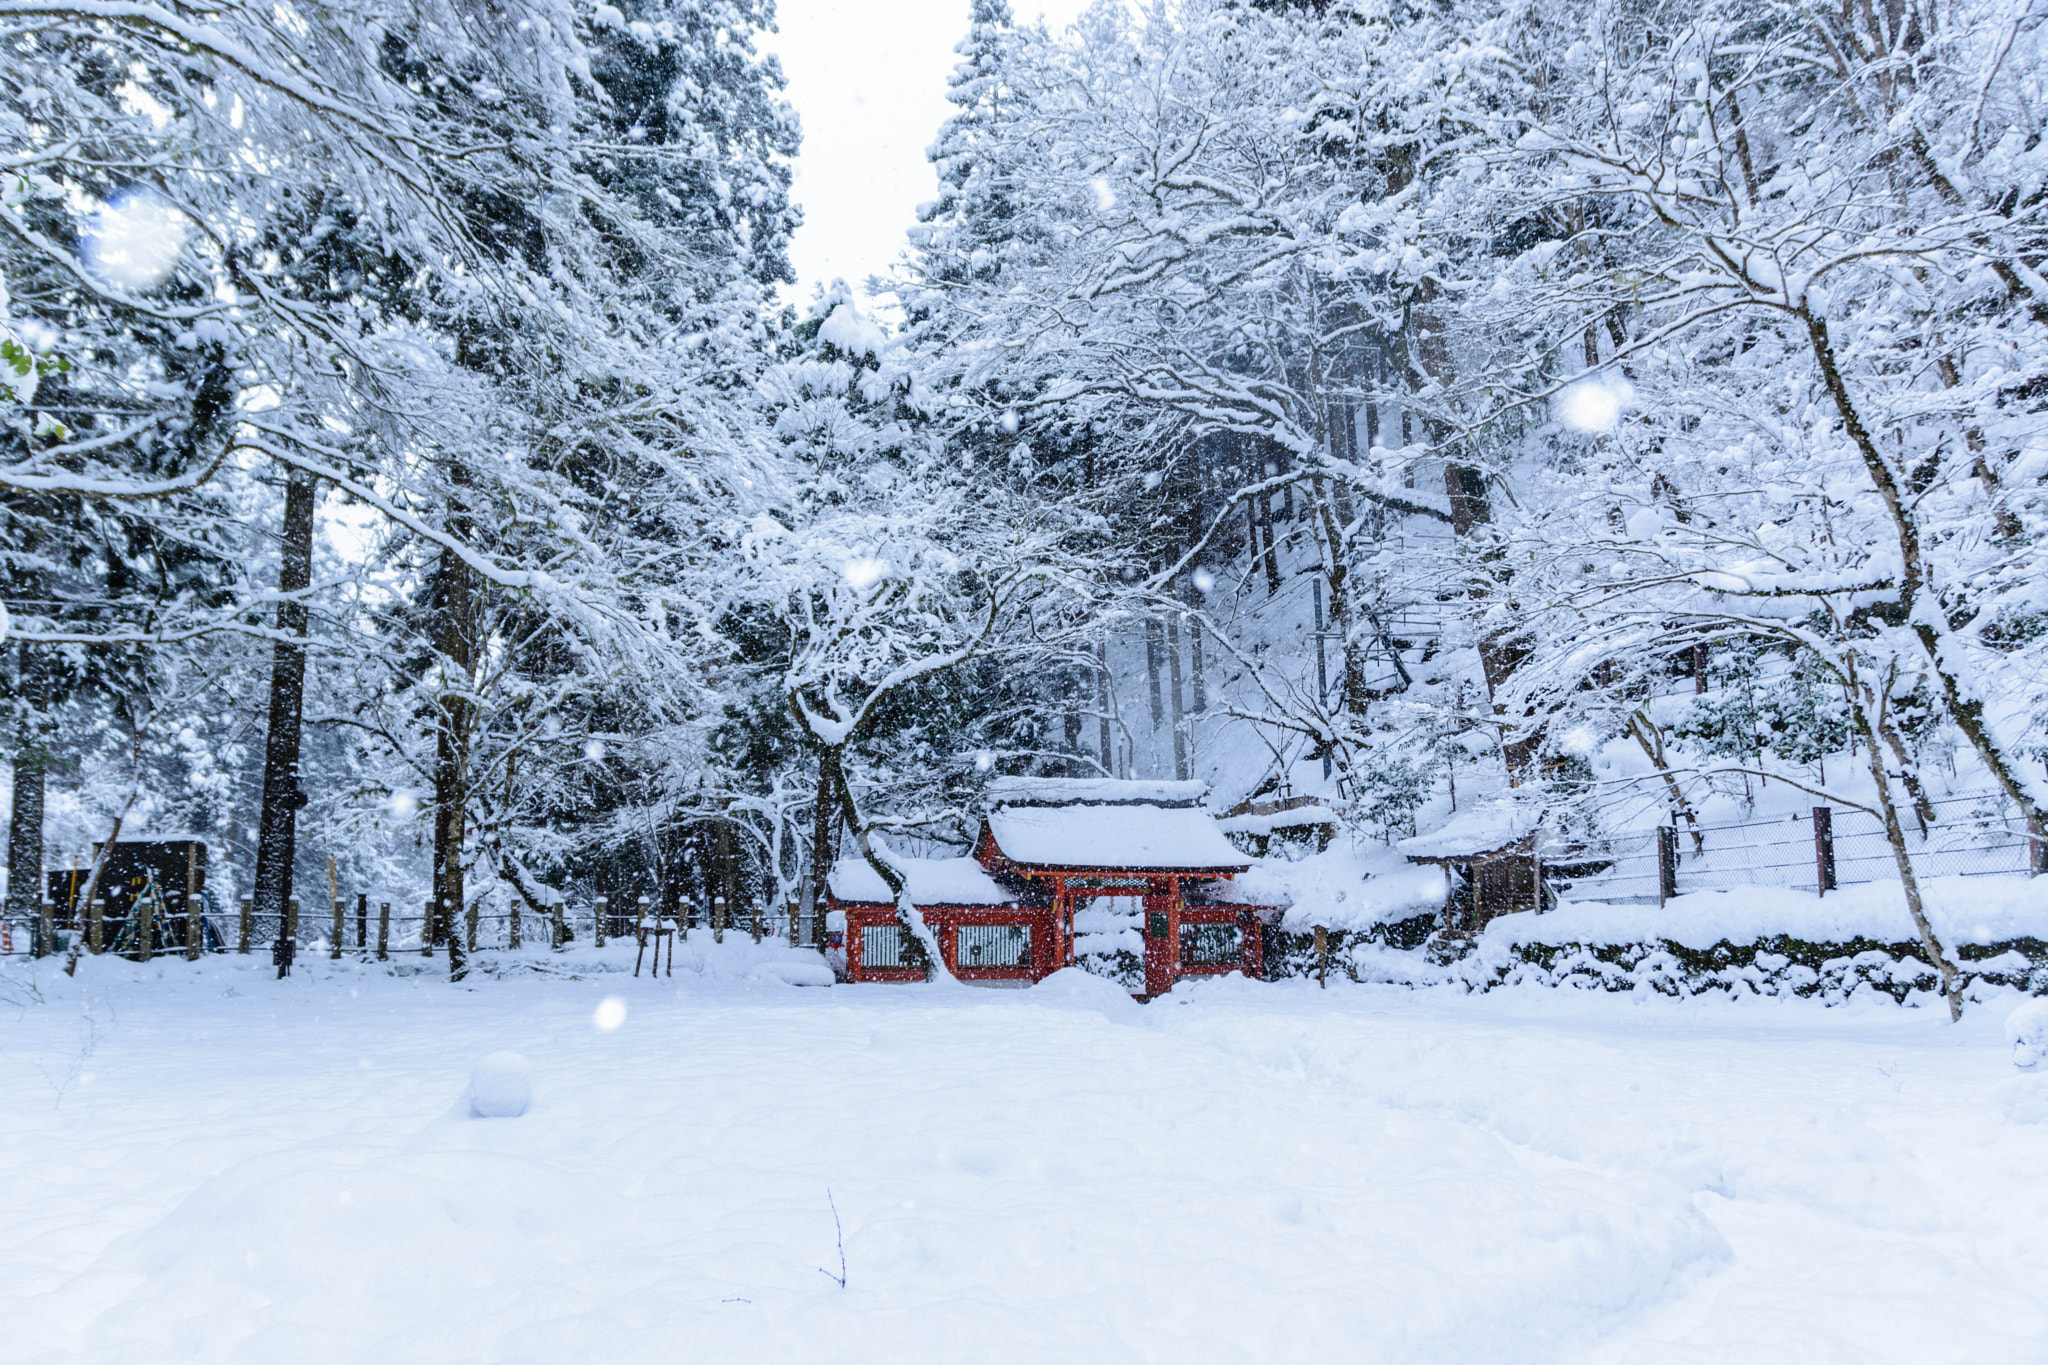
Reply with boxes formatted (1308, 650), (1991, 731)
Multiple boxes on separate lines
(251, 467), (319, 944)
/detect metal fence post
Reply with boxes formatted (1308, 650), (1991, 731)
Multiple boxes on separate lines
(1656, 826), (1678, 905)
(1813, 806), (1836, 896)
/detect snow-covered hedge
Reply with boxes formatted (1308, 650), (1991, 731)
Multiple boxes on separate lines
(1347, 877), (2048, 1004)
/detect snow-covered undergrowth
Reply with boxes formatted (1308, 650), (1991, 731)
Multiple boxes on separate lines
(1348, 876), (2048, 1004)
(3, 949), (2045, 1363)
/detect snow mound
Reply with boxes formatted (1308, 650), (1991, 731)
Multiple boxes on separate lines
(749, 961), (835, 988)
(1030, 966), (1140, 1014)
(469, 1052), (531, 1118)
(2008, 998), (2048, 1068)
(1996, 1075), (2048, 1124)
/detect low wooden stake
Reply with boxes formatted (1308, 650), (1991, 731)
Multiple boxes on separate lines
(376, 902), (390, 960)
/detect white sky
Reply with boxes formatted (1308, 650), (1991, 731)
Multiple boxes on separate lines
(765, 0), (1092, 310)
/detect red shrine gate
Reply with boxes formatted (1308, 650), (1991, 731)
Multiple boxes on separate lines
(829, 779), (1279, 995)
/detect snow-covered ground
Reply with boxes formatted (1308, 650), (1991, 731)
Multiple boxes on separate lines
(3, 945), (2044, 1363)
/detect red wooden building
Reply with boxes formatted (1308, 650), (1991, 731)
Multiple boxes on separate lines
(830, 779), (1278, 995)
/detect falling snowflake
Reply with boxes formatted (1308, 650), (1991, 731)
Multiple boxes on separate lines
(82, 191), (190, 291)
(1556, 377), (1634, 433)
(844, 557), (889, 590)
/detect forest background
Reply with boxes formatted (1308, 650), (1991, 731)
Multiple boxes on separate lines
(3, 0), (2045, 1001)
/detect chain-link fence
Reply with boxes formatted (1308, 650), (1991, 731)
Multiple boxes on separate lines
(1555, 791), (2039, 904)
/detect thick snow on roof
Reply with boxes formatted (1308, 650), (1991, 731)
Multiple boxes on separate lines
(987, 804), (1247, 871)
(1397, 804), (1542, 859)
(1203, 844), (1447, 930)
(828, 855), (1018, 907)
(986, 777), (1208, 808)
(1215, 806), (1339, 836)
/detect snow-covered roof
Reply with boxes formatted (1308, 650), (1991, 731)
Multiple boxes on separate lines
(1215, 806), (1340, 836)
(986, 777), (1208, 808)
(1397, 804), (1542, 859)
(986, 805), (1248, 872)
(827, 855), (1019, 907)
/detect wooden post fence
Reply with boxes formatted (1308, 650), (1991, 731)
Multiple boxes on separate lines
(1656, 826), (1679, 906)
(594, 896), (608, 948)
(330, 897), (343, 960)
(238, 896), (251, 954)
(186, 841), (203, 960)
(422, 899), (435, 956)
(509, 894), (522, 950)
(1813, 806), (1837, 897)
(376, 902), (390, 960)
(356, 893), (368, 950)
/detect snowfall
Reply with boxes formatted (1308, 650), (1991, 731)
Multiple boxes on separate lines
(3, 941), (2045, 1364)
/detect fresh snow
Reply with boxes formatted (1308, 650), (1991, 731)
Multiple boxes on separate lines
(1396, 801), (1542, 858)
(1499, 875), (2048, 951)
(2009, 998), (2048, 1068)
(1208, 843), (1448, 931)
(827, 854), (1017, 906)
(985, 777), (1211, 807)
(987, 804), (1248, 870)
(2, 948), (2044, 1363)
(467, 1051), (531, 1118)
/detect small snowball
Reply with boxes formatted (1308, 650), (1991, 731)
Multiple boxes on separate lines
(2007, 998), (2048, 1068)
(469, 1052), (531, 1118)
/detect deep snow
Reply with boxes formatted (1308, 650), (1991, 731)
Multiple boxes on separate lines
(2, 944), (2043, 1364)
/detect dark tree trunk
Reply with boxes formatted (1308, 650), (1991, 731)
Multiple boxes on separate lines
(251, 467), (318, 946)
(6, 643), (48, 932)
(431, 461), (477, 980)
(432, 544), (474, 982)
(810, 755), (836, 947)
(1145, 618), (1165, 729)
(1256, 438), (1283, 594)
(1096, 644), (1114, 776)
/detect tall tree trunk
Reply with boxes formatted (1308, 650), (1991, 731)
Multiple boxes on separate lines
(431, 461), (476, 981)
(1063, 671), (1083, 773)
(6, 644), (48, 934)
(1096, 644), (1114, 776)
(1256, 439), (1283, 594)
(1851, 680), (1963, 1019)
(1166, 613), (1189, 781)
(251, 467), (318, 950)
(432, 549), (473, 983)
(1144, 618), (1164, 728)
(810, 756), (835, 947)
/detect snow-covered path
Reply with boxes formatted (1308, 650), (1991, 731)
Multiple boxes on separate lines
(2, 951), (2042, 1363)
